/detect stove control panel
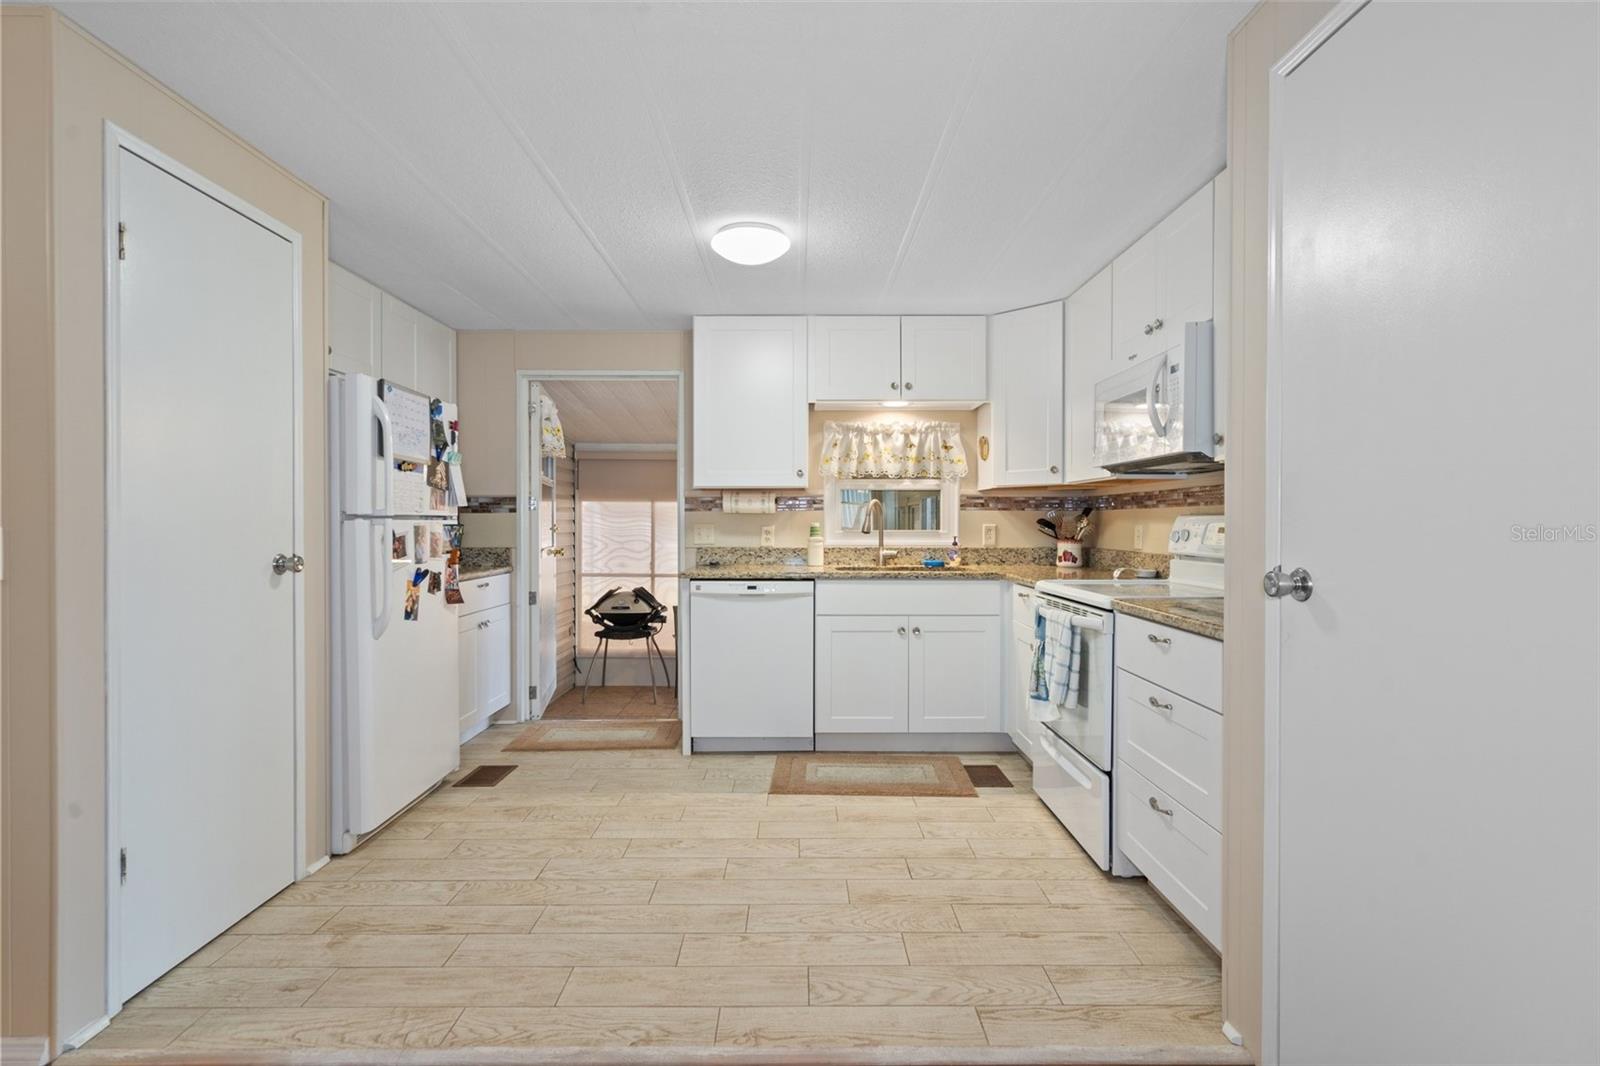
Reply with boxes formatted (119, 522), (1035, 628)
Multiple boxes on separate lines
(1169, 514), (1224, 559)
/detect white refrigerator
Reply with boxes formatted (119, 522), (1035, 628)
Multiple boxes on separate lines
(329, 373), (462, 854)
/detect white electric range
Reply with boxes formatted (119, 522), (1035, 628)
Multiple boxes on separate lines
(1028, 514), (1223, 874)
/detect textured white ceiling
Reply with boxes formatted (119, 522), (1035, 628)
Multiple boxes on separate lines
(540, 379), (677, 447)
(61, 1), (1251, 329)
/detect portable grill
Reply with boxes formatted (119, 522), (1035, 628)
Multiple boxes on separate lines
(581, 586), (673, 704)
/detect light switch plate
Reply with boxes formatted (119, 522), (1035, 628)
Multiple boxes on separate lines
(760, 525), (776, 546)
(693, 524), (715, 545)
(982, 523), (997, 547)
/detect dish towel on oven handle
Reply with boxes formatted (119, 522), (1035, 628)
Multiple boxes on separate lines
(1029, 605), (1085, 721)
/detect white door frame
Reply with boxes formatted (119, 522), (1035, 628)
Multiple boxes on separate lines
(101, 124), (306, 1011)
(1258, 5), (1368, 1062)
(513, 369), (685, 743)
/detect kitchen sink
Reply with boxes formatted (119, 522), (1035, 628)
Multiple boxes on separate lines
(831, 564), (908, 571)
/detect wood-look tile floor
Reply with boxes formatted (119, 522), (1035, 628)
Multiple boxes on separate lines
(72, 728), (1241, 1064)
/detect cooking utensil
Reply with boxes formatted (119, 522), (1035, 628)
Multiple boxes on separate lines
(1037, 517), (1059, 540)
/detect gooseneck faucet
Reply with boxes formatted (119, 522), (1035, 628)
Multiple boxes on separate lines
(859, 498), (899, 567)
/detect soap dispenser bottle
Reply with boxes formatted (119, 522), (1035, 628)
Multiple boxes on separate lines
(946, 536), (961, 568)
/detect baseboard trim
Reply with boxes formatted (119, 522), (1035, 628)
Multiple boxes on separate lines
(814, 732), (1014, 753)
(691, 737), (814, 753)
(62, 1015), (109, 1053)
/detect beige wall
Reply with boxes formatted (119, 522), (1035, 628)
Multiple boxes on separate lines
(2, 7), (57, 1047)
(456, 330), (691, 497)
(1221, 0), (1336, 1054)
(1, 9), (330, 1048)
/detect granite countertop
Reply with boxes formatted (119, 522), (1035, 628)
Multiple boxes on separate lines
(681, 563), (1123, 589)
(1112, 596), (1224, 641)
(459, 565), (513, 580)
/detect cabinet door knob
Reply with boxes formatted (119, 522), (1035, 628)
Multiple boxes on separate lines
(911, 626), (922, 636)
(796, 468), (804, 478)
(1128, 353), (1138, 361)
(1148, 796), (1174, 816)
(1151, 318), (1163, 332)
(890, 381), (899, 391)
(1143, 323), (1154, 335)
(897, 626), (907, 637)
(903, 381), (913, 391)
(1049, 465), (1059, 474)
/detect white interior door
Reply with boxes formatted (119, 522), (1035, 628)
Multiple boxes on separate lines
(1268, 5), (1599, 1063)
(113, 147), (298, 997)
(527, 381), (558, 716)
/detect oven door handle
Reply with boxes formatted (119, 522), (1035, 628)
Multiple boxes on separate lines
(1041, 732), (1095, 791)
(1036, 605), (1107, 632)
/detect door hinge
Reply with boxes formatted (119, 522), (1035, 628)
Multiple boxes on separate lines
(529, 590), (537, 606)
(529, 684), (537, 702)
(119, 848), (128, 884)
(117, 223), (127, 260)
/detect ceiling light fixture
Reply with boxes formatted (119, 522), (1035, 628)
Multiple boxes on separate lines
(881, 400), (910, 408)
(710, 222), (790, 266)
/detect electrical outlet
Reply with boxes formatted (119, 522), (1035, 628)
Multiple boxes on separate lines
(982, 523), (997, 547)
(760, 525), (776, 546)
(693, 524), (715, 546)
(1134, 524), (1145, 550)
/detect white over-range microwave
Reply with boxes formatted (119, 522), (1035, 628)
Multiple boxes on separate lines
(1092, 320), (1219, 475)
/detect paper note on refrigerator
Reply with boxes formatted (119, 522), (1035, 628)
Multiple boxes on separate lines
(383, 381), (432, 459)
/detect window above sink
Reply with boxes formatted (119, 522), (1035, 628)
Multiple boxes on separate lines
(823, 479), (959, 548)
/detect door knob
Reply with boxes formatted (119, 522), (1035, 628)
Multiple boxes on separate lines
(272, 553), (305, 575)
(911, 626), (922, 636)
(1143, 323), (1154, 335)
(1150, 318), (1163, 332)
(1263, 566), (1314, 602)
(903, 381), (913, 391)
(891, 381), (899, 391)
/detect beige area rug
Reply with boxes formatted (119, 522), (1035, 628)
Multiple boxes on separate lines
(769, 753), (978, 798)
(503, 718), (681, 752)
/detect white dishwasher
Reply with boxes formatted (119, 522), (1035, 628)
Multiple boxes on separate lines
(688, 580), (814, 750)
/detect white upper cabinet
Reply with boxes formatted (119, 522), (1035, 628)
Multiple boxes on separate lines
(899, 316), (987, 402)
(331, 265), (455, 402)
(1110, 181), (1215, 365)
(1111, 230), (1161, 365)
(979, 301), (1064, 488)
(807, 315), (986, 403)
(808, 316), (901, 401)
(414, 314), (456, 405)
(380, 292), (419, 390)
(693, 316), (808, 489)
(1064, 265), (1112, 483)
(1156, 184), (1214, 345)
(328, 263), (382, 378)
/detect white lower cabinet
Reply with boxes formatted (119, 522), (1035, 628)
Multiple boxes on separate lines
(815, 615), (910, 732)
(458, 578), (512, 739)
(1112, 613), (1223, 948)
(909, 615), (1002, 732)
(1116, 759), (1221, 949)
(814, 582), (1003, 735)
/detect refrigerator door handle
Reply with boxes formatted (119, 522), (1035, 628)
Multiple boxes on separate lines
(373, 521), (393, 639)
(372, 392), (394, 516)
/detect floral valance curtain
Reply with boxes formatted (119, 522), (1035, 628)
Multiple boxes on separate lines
(540, 395), (567, 458)
(819, 420), (969, 482)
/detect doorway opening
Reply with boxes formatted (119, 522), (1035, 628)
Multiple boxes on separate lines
(514, 374), (683, 750)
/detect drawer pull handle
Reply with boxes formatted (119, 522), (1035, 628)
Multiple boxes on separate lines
(1147, 695), (1173, 711)
(476, 582), (490, 589)
(1147, 633), (1172, 646)
(1017, 591), (1030, 599)
(1148, 796), (1174, 817)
